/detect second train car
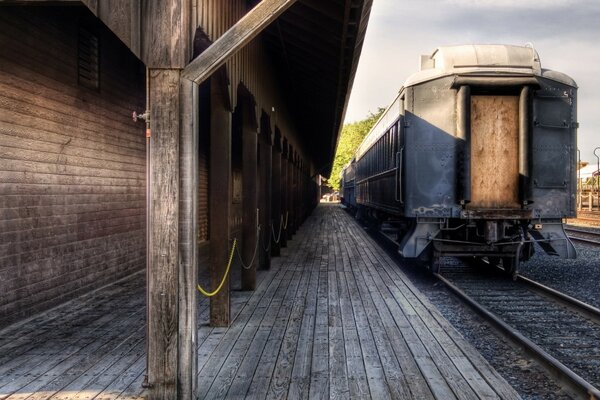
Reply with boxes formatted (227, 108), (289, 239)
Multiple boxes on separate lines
(341, 44), (578, 275)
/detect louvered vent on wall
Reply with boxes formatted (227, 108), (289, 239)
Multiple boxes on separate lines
(78, 27), (99, 90)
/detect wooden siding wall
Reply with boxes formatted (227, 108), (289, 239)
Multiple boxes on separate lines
(0, 7), (146, 328)
(195, 0), (315, 178)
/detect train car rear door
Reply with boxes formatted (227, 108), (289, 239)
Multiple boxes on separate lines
(469, 95), (520, 209)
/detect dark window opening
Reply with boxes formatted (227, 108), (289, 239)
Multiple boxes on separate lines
(78, 26), (99, 90)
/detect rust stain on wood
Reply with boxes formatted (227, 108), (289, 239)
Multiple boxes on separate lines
(469, 95), (520, 209)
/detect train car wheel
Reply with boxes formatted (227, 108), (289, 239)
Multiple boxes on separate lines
(502, 257), (518, 280)
(428, 253), (443, 274)
(488, 257), (501, 268)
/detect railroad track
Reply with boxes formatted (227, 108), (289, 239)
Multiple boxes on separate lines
(434, 265), (600, 400)
(565, 227), (600, 246)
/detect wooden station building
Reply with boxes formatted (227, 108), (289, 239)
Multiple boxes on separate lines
(0, 0), (372, 398)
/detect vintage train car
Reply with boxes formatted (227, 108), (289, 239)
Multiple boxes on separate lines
(340, 159), (357, 209)
(342, 44), (578, 275)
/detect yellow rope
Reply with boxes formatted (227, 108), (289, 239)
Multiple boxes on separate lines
(283, 212), (289, 229)
(196, 238), (237, 297)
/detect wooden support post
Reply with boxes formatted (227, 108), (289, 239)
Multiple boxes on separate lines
(287, 148), (295, 239)
(271, 142), (281, 257)
(241, 101), (258, 290)
(142, 2), (192, 397)
(209, 76), (232, 327)
(280, 145), (288, 248)
(147, 69), (180, 400)
(178, 78), (198, 399)
(258, 131), (272, 270)
(293, 156), (299, 234)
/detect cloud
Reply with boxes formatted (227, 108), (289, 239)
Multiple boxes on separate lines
(443, 0), (582, 9)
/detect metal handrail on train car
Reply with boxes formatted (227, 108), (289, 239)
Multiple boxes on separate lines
(395, 149), (403, 203)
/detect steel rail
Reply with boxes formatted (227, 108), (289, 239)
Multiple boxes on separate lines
(567, 235), (600, 246)
(516, 274), (600, 323)
(434, 272), (600, 400)
(565, 227), (600, 236)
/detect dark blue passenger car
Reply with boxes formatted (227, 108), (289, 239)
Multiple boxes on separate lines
(340, 44), (578, 275)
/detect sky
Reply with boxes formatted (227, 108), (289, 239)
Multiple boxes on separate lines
(344, 0), (600, 164)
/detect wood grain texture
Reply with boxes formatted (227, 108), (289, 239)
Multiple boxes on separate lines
(1, 205), (520, 400)
(0, 273), (147, 400)
(147, 68), (180, 399)
(240, 96), (258, 290)
(279, 149), (288, 248)
(192, 204), (520, 399)
(470, 96), (520, 209)
(97, 0), (140, 58)
(209, 76), (232, 327)
(0, 7), (145, 329)
(182, 0), (297, 84)
(271, 145), (282, 257)
(141, 0), (190, 68)
(178, 78), (198, 400)
(258, 133), (272, 270)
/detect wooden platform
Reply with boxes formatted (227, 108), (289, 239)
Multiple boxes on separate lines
(0, 204), (521, 399)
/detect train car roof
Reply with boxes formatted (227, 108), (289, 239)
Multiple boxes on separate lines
(355, 44), (577, 160)
(405, 44), (577, 88)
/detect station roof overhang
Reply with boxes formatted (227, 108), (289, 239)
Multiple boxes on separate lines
(261, 0), (372, 176)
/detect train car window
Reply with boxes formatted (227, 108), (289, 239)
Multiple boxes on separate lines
(386, 127), (394, 169)
(384, 133), (389, 170)
(377, 141), (381, 173)
(380, 139), (383, 172)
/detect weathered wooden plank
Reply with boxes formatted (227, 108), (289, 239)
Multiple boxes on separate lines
(308, 261), (329, 399)
(198, 267), (292, 399)
(341, 217), (448, 399)
(244, 237), (311, 399)
(182, 0), (297, 84)
(209, 75), (233, 327)
(264, 262), (312, 399)
(279, 148), (288, 248)
(0, 205), (523, 400)
(178, 77), (198, 399)
(337, 247), (390, 399)
(286, 148), (295, 239)
(258, 124), (272, 270)
(328, 271), (350, 400)
(271, 144), (282, 257)
(241, 96), (259, 290)
(337, 271), (370, 400)
(356, 221), (519, 399)
(356, 247), (468, 399)
(341, 207), (519, 399)
(470, 95), (520, 209)
(146, 68), (180, 399)
(10, 325), (145, 400)
(0, 6), (146, 329)
(141, 0), (190, 68)
(287, 236), (320, 399)
(0, 280), (145, 397)
(97, 0), (140, 59)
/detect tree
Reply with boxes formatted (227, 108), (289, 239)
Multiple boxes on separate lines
(328, 108), (385, 191)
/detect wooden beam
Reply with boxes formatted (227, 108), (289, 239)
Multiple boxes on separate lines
(147, 69), (180, 400)
(178, 78), (198, 399)
(181, 0), (297, 84)
(209, 77), (232, 327)
(241, 100), (258, 290)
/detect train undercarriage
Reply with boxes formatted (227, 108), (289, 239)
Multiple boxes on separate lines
(352, 205), (576, 279)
